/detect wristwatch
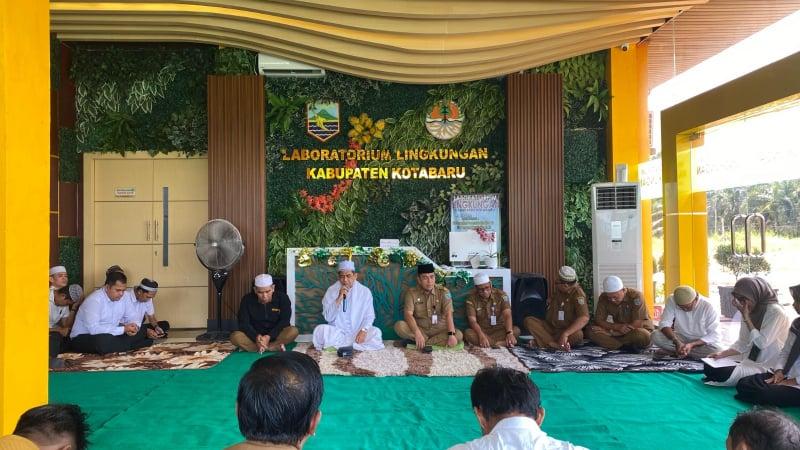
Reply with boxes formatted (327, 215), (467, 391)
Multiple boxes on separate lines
(505, 330), (513, 335)
(360, 327), (368, 333)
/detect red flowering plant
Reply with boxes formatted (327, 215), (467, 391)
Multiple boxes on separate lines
(474, 226), (497, 258)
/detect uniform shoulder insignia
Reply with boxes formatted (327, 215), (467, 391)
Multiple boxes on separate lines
(502, 294), (509, 303)
(633, 298), (642, 306)
(466, 300), (473, 305)
(577, 298), (585, 305)
(444, 292), (452, 300)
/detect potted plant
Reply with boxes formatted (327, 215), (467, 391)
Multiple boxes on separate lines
(474, 227), (498, 268)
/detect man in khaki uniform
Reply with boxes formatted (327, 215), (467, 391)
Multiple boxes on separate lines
(394, 263), (463, 349)
(464, 273), (519, 348)
(524, 266), (589, 351)
(585, 275), (653, 352)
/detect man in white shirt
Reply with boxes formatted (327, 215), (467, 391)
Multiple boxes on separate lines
(448, 366), (589, 450)
(312, 260), (383, 352)
(70, 270), (152, 354)
(651, 285), (722, 359)
(120, 278), (169, 340)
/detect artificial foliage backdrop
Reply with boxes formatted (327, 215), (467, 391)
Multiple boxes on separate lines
(62, 42), (608, 287)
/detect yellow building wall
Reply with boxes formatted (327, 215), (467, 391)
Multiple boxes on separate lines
(607, 43), (654, 312)
(0, 0), (50, 433)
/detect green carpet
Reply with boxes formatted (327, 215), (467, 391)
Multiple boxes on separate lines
(48, 350), (800, 449)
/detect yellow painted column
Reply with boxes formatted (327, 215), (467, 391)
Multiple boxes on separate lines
(607, 44), (654, 312)
(0, 0), (50, 432)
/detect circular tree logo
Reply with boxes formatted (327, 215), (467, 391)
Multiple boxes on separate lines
(425, 100), (463, 140)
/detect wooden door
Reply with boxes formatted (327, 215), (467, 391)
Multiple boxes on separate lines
(84, 152), (209, 328)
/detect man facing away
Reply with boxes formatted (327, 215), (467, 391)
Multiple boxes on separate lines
(726, 408), (800, 450)
(464, 273), (519, 348)
(524, 266), (589, 351)
(448, 366), (589, 450)
(230, 274), (299, 353)
(651, 285), (722, 359)
(225, 352), (323, 450)
(394, 263), (463, 350)
(585, 275), (653, 353)
(0, 403), (90, 450)
(312, 260), (384, 352)
(69, 270), (153, 354)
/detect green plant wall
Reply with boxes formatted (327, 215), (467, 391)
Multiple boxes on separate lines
(66, 42), (607, 287)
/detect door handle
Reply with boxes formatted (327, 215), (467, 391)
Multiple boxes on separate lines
(146, 220), (150, 241)
(154, 219), (159, 241)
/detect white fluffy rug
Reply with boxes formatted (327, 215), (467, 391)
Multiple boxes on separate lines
(292, 341), (528, 377)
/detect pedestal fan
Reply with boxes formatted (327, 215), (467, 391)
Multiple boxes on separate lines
(195, 219), (245, 341)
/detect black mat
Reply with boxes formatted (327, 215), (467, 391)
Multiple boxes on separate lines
(510, 343), (704, 373)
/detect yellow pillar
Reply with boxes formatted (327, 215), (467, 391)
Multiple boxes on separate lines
(607, 43), (654, 312)
(0, 0), (50, 432)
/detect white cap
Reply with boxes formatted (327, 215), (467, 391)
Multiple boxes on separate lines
(338, 260), (355, 272)
(49, 265), (67, 276)
(602, 275), (624, 293)
(473, 273), (491, 286)
(558, 266), (577, 282)
(254, 274), (273, 287)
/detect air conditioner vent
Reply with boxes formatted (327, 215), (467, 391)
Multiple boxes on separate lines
(257, 53), (325, 78)
(595, 185), (638, 210)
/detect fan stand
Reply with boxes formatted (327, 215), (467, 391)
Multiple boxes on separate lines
(197, 270), (232, 342)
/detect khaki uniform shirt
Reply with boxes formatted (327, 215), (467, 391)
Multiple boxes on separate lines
(545, 285), (589, 330)
(596, 288), (651, 326)
(404, 285), (453, 333)
(465, 288), (511, 330)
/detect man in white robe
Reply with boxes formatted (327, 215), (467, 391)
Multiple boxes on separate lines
(312, 260), (384, 352)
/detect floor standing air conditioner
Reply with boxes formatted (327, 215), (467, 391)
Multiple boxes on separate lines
(591, 182), (643, 311)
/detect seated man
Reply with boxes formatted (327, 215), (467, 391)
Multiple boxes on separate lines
(524, 266), (589, 351)
(726, 408), (800, 450)
(230, 274), (299, 353)
(69, 270), (152, 354)
(464, 273), (519, 348)
(585, 275), (653, 353)
(225, 352), (323, 450)
(651, 285), (722, 359)
(312, 260), (383, 352)
(48, 266), (71, 368)
(394, 263), (463, 350)
(0, 403), (89, 450)
(448, 366), (589, 450)
(120, 278), (170, 340)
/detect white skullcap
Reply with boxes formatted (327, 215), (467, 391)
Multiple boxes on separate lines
(558, 266), (577, 282)
(473, 273), (491, 286)
(602, 275), (624, 293)
(673, 285), (697, 305)
(49, 265), (67, 276)
(338, 260), (355, 272)
(254, 274), (273, 287)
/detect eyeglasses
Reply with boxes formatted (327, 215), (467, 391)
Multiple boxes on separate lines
(476, 285), (493, 292)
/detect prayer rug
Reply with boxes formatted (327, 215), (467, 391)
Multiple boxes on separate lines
(51, 341), (235, 372)
(511, 343), (704, 373)
(292, 341), (527, 376)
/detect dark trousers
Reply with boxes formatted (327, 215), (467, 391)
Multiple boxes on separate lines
(702, 363), (736, 382)
(49, 331), (70, 357)
(142, 320), (171, 335)
(70, 333), (153, 355)
(735, 372), (800, 407)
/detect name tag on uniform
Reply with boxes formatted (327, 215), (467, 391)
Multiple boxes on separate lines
(490, 315), (497, 326)
(431, 314), (438, 325)
(558, 310), (565, 321)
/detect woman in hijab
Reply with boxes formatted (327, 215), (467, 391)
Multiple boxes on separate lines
(702, 276), (790, 386)
(734, 284), (800, 406)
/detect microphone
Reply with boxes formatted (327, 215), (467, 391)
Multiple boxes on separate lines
(342, 294), (347, 312)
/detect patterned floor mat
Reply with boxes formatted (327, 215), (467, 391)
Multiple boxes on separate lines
(510, 343), (704, 373)
(292, 341), (528, 377)
(51, 341), (236, 372)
